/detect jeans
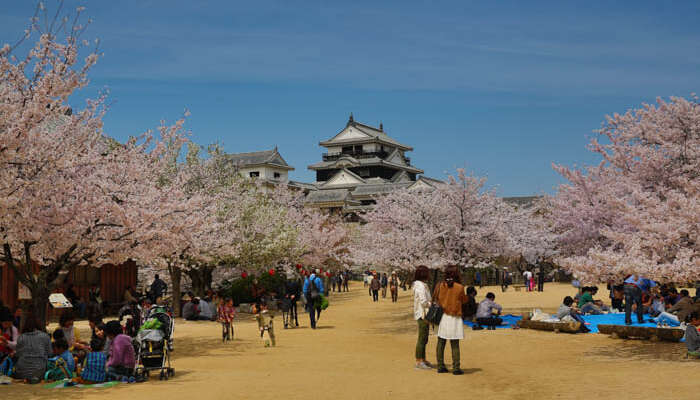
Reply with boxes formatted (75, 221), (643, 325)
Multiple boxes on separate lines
(624, 285), (643, 324)
(372, 290), (379, 302)
(415, 319), (429, 359)
(391, 288), (398, 303)
(381, 287), (387, 298)
(307, 304), (321, 329)
(436, 338), (460, 370)
(290, 301), (298, 326)
(655, 312), (680, 326)
(107, 365), (133, 381)
(580, 302), (604, 315)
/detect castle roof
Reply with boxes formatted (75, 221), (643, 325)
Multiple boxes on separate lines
(225, 147), (294, 170)
(319, 115), (413, 151)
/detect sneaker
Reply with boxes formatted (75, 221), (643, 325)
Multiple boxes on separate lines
(120, 376), (129, 383)
(452, 369), (464, 375)
(0, 375), (11, 385)
(423, 361), (434, 368)
(437, 366), (449, 373)
(414, 363), (431, 370)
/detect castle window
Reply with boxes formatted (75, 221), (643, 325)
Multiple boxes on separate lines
(249, 171), (260, 178)
(274, 172), (281, 179)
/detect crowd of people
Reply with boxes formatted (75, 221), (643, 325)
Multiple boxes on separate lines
(0, 307), (140, 385)
(366, 271), (404, 303)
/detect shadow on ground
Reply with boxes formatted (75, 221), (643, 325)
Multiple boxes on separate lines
(584, 339), (690, 362)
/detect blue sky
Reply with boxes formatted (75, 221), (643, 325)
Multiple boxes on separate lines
(3, 0), (700, 195)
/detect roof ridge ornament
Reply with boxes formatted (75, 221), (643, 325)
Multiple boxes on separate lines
(347, 112), (354, 126)
(379, 122), (383, 131)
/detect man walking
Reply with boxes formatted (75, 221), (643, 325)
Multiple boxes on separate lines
(537, 268), (545, 292)
(370, 273), (381, 302)
(285, 276), (301, 328)
(303, 270), (325, 329)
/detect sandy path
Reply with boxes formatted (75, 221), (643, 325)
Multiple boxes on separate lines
(6, 282), (698, 400)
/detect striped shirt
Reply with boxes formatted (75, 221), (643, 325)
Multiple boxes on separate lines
(81, 351), (107, 382)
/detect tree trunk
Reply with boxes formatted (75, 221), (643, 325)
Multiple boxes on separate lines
(30, 284), (51, 330)
(168, 264), (182, 318)
(185, 266), (215, 297)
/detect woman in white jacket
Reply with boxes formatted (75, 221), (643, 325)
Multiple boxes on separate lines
(413, 266), (433, 370)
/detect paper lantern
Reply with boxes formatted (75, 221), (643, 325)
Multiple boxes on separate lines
(241, 272), (248, 279)
(296, 264), (302, 270)
(268, 269), (275, 276)
(325, 272), (331, 277)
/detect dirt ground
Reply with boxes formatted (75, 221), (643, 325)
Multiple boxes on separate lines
(6, 282), (698, 400)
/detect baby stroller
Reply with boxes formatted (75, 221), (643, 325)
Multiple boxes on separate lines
(135, 305), (174, 380)
(119, 302), (142, 338)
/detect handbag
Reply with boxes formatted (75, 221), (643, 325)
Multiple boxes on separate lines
(425, 283), (443, 325)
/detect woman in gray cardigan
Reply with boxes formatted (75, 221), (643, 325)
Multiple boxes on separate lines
(14, 312), (52, 381)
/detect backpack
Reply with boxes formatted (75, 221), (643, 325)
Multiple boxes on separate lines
(45, 356), (72, 381)
(308, 277), (320, 302)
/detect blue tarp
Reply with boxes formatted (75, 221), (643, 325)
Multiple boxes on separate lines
(463, 314), (522, 329)
(579, 313), (658, 333)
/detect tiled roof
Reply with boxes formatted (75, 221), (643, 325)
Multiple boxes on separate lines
(308, 156), (423, 174)
(225, 148), (294, 170)
(306, 188), (356, 204)
(320, 119), (413, 150)
(503, 196), (541, 207)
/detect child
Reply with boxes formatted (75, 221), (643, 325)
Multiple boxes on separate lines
(686, 311), (700, 358)
(104, 320), (136, 383)
(52, 337), (76, 374)
(253, 301), (275, 347)
(75, 338), (107, 384)
(217, 297), (236, 342)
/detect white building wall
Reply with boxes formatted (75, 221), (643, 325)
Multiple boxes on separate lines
(239, 166), (288, 182)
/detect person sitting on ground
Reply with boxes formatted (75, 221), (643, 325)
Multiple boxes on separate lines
(0, 308), (19, 359)
(611, 284), (625, 312)
(197, 297), (215, 321)
(65, 283), (87, 318)
(664, 287), (681, 306)
(88, 315), (104, 341)
(578, 287), (610, 315)
(104, 320), (136, 382)
(182, 295), (197, 321)
(59, 310), (89, 354)
(685, 311), (700, 357)
(475, 292), (503, 330)
(655, 289), (694, 327)
(14, 312), (52, 382)
(462, 286), (478, 322)
(76, 338), (107, 384)
(557, 296), (589, 332)
(52, 337), (76, 375)
(123, 286), (137, 304)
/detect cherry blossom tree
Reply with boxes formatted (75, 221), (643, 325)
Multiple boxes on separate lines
(354, 169), (513, 272)
(551, 96), (700, 283)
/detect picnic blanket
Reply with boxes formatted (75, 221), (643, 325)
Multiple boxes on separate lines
(43, 379), (121, 389)
(579, 313), (658, 333)
(463, 314), (522, 329)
